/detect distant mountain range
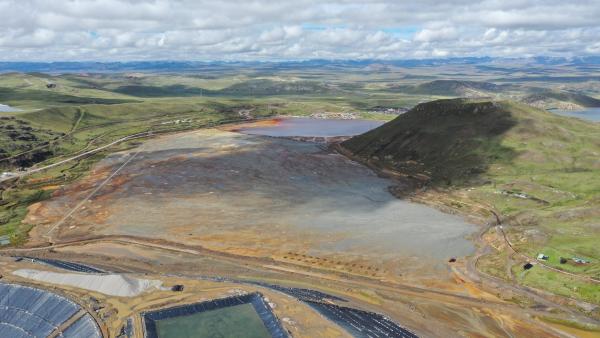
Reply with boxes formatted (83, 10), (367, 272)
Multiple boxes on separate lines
(1, 56), (600, 73)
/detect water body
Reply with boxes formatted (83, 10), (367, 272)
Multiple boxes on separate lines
(235, 117), (385, 137)
(550, 108), (600, 122)
(0, 103), (20, 112)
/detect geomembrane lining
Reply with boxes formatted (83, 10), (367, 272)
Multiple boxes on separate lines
(0, 283), (102, 338)
(62, 313), (102, 338)
(248, 281), (347, 302)
(249, 281), (418, 337)
(304, 300), (419, 338)
(142, 292), (288, 338)
(21, 256), (106, 274)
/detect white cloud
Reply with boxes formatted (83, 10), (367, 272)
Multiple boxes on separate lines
(0, 0), (598, 60)
(414, 27), (458, 42)
(432, 49), (450, 57)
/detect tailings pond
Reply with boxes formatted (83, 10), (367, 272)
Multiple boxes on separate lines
(232, 117), (385, 137)
(27, 119), (477, 276)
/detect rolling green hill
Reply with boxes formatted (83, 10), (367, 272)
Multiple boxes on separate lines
(342, 98), (600, 303)
(113, 84), (206, 97)
(0, 87), (135, 106)
(342, 99), (517, 185)
(386, 80), (511, 97)
(385, 80), (600, 110)
(521, 91), (600, 109)
(217, 79), (335, 96)
(110, 79), (335, 97)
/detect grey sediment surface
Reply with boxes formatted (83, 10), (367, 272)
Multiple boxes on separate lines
(32, 128), (477, 268)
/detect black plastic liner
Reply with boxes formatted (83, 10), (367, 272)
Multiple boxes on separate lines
(305, 300), (419, 338)
(248, 281), (347, 302)
(19, 256), (105, 274)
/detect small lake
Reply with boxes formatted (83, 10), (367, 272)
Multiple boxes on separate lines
(234, 117), (385, 137)
(0, 104), (20, 112)
(550, 108), (600, 122)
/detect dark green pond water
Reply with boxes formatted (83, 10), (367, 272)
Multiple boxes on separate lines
(155, 303), (270, 338)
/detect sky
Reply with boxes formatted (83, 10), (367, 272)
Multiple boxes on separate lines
(0, 0), (599, 61)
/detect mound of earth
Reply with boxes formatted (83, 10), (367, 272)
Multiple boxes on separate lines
(13, 269), (163, 297)
(341, 99), (519, 185)
(340, 98), (598, 186)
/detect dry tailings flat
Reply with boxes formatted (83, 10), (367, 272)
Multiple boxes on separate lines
(26, 129), (476, 275)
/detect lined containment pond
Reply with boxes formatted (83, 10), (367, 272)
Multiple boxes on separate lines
(142, 293), (287, 338)
(156, 304), (270, 338)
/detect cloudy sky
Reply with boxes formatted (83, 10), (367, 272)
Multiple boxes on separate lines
(1, 0), (599, 61)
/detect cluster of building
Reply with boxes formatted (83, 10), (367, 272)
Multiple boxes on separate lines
(310, 112), (357, 119)
(537, 253), (590, 264)
(366, 106), (409, 115)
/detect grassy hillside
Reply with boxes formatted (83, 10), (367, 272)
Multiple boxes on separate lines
(342, 99), (600, 304)
(0, 87), (134, 107)
(385, 80), (600, 110)
(100, 79), (337, 98)
(522, 91), (600, 109)
(342, 99), (517, 185)
(218, 79), (335, 96)
(113, 84), (206, 97)
(387, 80), (510, 97)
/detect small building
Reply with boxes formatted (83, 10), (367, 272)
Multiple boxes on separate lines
(537, 253), (548, 260)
